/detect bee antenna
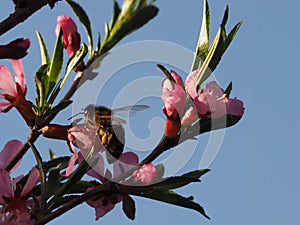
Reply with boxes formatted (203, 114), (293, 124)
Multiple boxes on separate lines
(68, 112), (84, 121)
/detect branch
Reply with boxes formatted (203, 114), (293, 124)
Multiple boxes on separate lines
(34, 135), (179, 224)
(0, 0), (61, 36)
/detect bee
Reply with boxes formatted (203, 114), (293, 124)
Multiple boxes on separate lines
(83, 104), (149, 163)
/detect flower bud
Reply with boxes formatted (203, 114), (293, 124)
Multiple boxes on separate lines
(56, 15), (81, 57)
(0, 38), (30, 59)
(133, 164), (157, 185)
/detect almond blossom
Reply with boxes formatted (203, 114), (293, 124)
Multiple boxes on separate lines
(161, 69), (244, 132)
(0, 168), (39, 225)
(0, 60), (35, 125)
(0, 140), (22, 172)
(86, 152), (139, 220)
(0, 140), (39, 224)
(161, 70), (186, 137)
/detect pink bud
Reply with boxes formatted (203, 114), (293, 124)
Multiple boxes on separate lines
(56, 15), (81, 57)
(133, 164), (157, 185)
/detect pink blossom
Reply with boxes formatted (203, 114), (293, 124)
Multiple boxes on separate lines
(0, 38), (30, 60)
(132, 164), (156, 185)
(0, 60), (26, 103)
(56, 15), (81, 57)
(161, 70), (186, 116)
(161, 70), (186, 137)
(86, 152), (139, 220)
(185, 69), (199, 99)
(194, 81), (244, 118)
(65, 124), (104, 177)
(0, 168), (39, 224)
(0, 140), (22, 172)
(0, 60), (35, 124)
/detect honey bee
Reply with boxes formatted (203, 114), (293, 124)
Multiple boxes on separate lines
(83, 104), (149, 163)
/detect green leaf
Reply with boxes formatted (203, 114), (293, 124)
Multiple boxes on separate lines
(156, 64), (175, 83)
(34, 64), (50, 113)
(196, 26), (226, 89)
(100, 4), (158, 54)
(46, 100), (72, 117)
(155, 164), (165, 179)
(65, 0), (93, 57)
(47, 43), (87, 106)
(28, 143), (46, 209)
(122, 195), (136, 220)
(109, 1), (121, 30)
(67, 181), (92, 194)
(46, 166), (61, 199)
(120, 5), (158, 38)
(48, 27), (64, 95)
(199, 115), (243, 134)
(36, 31), (50, 66)
(224, 82), (233, 97)
(132, 190), (210, 219)
(49, 149), (57, 160)
(95, 32), (101, 53)
(225, 21), (243, 51)
(47, 145), (95, 208)
(221, 5), (229, 27)
(61, 42), (88, 89)
(152, 169), (210, 190)
(42, 156), (70, 173)
(191, 0), (210, 72)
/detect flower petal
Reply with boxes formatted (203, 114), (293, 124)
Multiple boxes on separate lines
(133, 163), (157, 185)
(185, 69), (199, 99)
(113, 152), (139, 178)
(161, 81), (186, 116)
(0, 139), (22, 172)
(0, 168), (13, 200)
(170, 70), (184, 87)
(0, 64), (16, 96)
(181, 106), (199, 126)
(0, 101), (12, 112)
(86, 194), (115, 220)
(20, 167), (40, 197)
(83, 153), (105, 183)
(11, 59), (26, 93)
(63, 142), (78, 177)
(224, 98), (244, 116)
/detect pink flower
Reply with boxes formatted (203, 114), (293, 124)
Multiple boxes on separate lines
(86, 152), (139, 220)
(56, 15), (81, 57)
(161, 68), (244, 126)
(0, 38), (30, 59)
(0, 60), (35, 125)
(194, 81), (244, 118)
(161, 70), (186, 137)
(65, 124), (104, 177)
(185, 70), (244, 119)
(0, 168), (39, 225)
(132, 163), (156, 185)
(0, 140), (22, 172)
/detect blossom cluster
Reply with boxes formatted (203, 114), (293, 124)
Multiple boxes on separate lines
(161, 70), (244, 137)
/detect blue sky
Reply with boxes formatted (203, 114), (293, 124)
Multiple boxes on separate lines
(0, 0), (300, 225)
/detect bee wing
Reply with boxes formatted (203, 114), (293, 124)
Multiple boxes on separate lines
(112, 105), (150, 118)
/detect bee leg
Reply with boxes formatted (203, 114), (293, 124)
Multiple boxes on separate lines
(101, 132), (108, 146)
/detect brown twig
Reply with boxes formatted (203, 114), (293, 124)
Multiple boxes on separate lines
(0, 0), (61, 36)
